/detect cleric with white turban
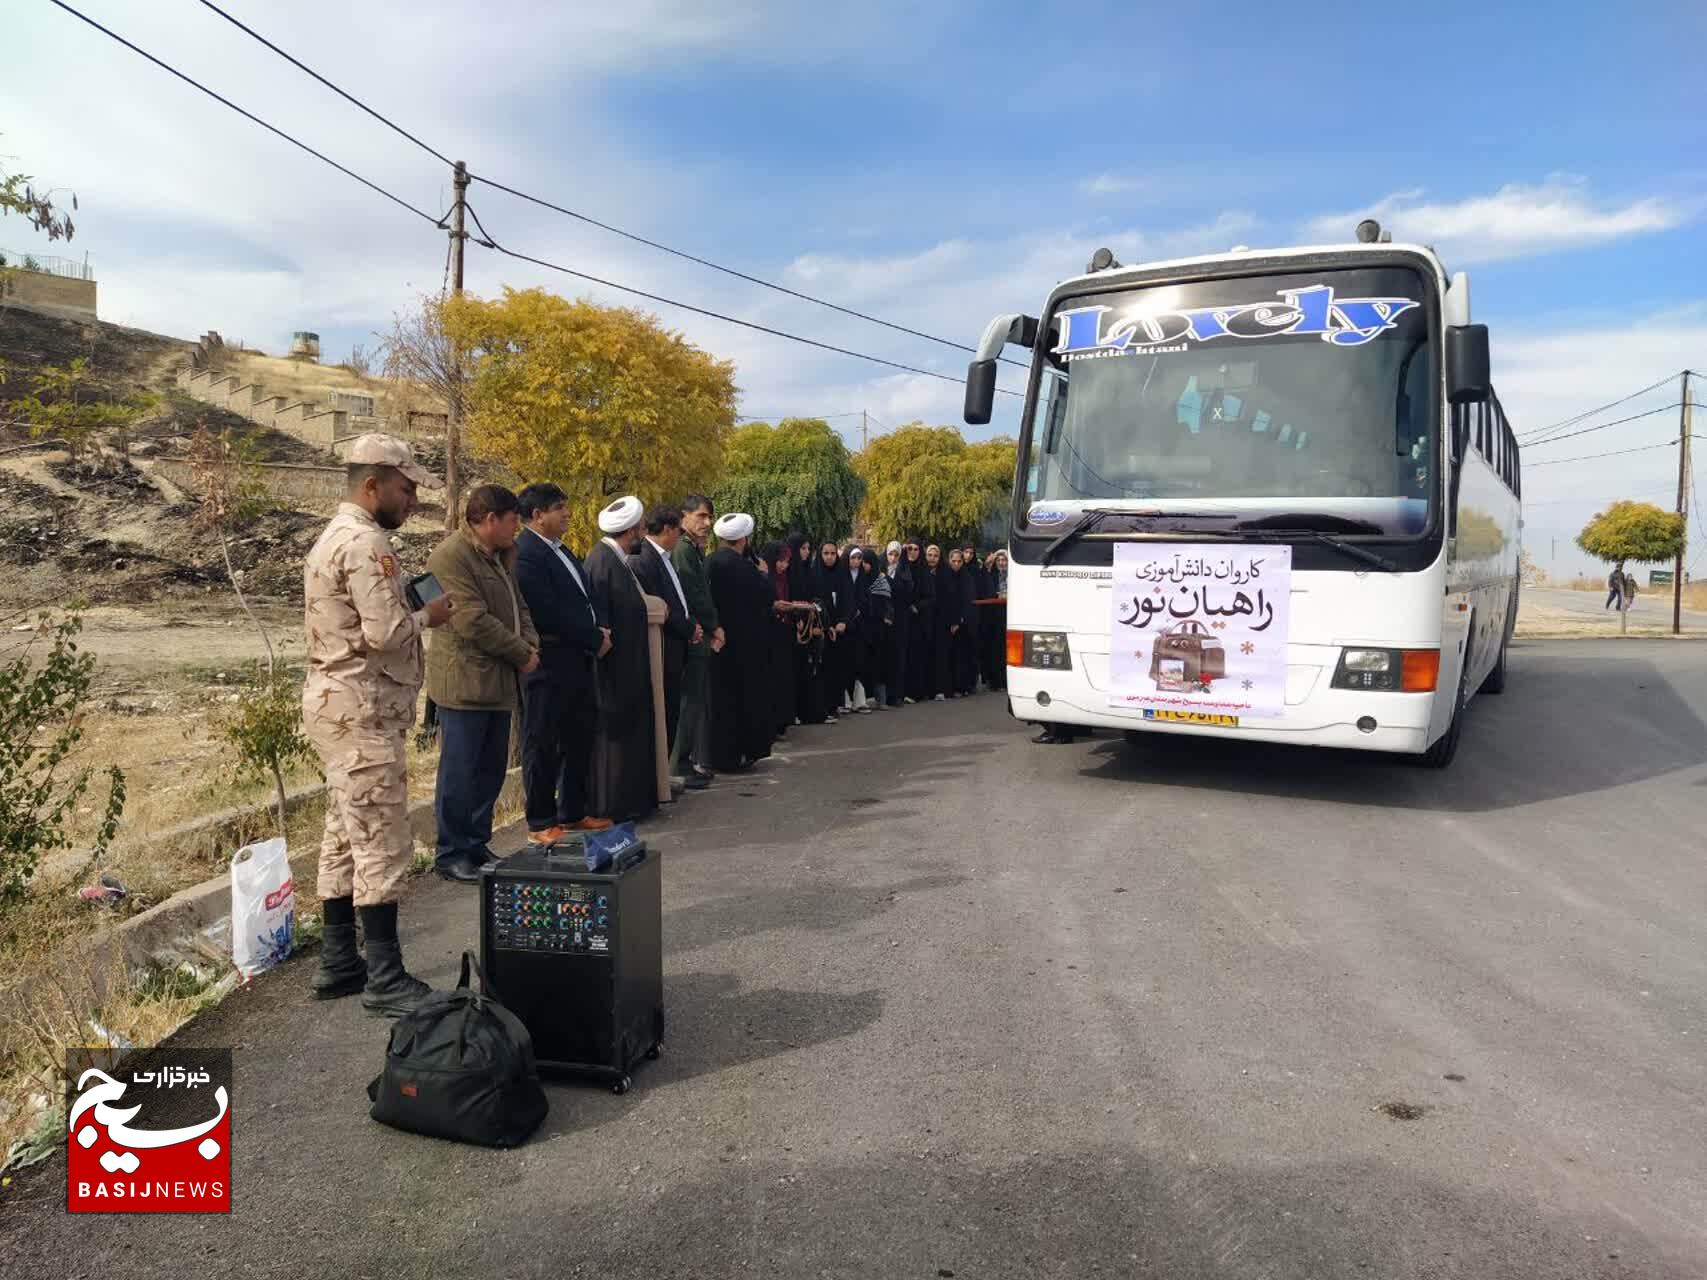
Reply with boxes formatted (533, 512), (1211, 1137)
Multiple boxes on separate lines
(713, 512), (755, 546)
(703, 511), (773, 771)
(599, 495), (645, 536)
(582, 492), (658, 822)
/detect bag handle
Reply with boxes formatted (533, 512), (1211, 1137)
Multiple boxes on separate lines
(457, 949), (489, 993)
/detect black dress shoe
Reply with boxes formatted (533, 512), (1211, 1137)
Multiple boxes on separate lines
(691, 766), (717, 781)
(434, 854), (486, 884)
(683, 773), (712, 790)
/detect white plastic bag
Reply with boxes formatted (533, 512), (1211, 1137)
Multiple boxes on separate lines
(231, 837), (294, 979)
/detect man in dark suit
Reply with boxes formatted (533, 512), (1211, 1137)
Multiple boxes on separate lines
(628, 504), (706, 791)
(513, 483), (614, 842)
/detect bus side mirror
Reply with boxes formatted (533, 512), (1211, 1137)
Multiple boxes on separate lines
(964, 360), (997, 425)
(1446, 324), (1490, 405)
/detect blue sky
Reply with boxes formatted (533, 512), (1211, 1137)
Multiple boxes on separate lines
(4, 0), (1705, 572)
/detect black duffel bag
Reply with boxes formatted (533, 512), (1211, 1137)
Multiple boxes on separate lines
(367, 952), (548, 1148)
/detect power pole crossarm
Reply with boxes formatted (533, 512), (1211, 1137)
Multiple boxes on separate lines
(444, 159), (468, 533)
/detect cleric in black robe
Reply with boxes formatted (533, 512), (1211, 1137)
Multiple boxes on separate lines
(584, 494), (658, 822)
(706, 513), (775, 770)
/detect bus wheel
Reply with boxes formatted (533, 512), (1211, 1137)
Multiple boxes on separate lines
(1420, 662), (1467, 769)
(1479, 638), (1508, 695)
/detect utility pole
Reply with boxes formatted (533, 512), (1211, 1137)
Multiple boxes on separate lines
(861, 409), (868, 452)
(444, 159), (469, 533)
(1675, 370), (1693, 635)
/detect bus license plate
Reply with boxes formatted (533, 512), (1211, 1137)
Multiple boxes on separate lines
(1143, 710), (1239, 727)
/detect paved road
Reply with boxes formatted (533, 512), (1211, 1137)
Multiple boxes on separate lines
(7, 640), (1707, 1278)
(1527, 586), (1707, 627)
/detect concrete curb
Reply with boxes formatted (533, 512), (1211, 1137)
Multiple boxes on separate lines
(2, 767), (524, 1054)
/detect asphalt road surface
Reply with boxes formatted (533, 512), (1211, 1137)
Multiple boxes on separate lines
(7, 639), (1706, 1278)
(1526, 586), (1707, 627)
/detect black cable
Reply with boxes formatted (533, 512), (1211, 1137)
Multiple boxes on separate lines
(468, 173), (1030, 371)
(45, 0), (442, 226)
(183, 0), (1032, 373)
(1519, 403), (1682, 448)
(1525, 438), (1680, 467)
(195, 0), (454, 167)
(463, 203), (1023, 397)
(1516, 372), (1679, 443)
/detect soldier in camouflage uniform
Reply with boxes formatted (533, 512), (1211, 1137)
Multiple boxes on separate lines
(302, 435), (454, 1017)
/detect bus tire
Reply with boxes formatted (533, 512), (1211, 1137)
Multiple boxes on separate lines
(1479, 638), (1507, 695)
(1420, 658), (1468, 769)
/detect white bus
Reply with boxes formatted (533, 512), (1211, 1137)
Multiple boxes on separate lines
(965, 226), (1521, 767)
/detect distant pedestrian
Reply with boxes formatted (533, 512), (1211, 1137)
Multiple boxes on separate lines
(1605, 564), (1626, 610)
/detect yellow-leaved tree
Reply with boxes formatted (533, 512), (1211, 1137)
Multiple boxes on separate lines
(443, 287), (737, 550)
(857, 423), (1017, 546)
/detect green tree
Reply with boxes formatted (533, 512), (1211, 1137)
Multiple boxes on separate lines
(443, 288), (737, 552)
(1576, 501), (1686, 566)
(857, 423), (1017, 547)
(713, 418), (865, 542)
(13, 358), (155, 461)
(0, 615), (125, 913)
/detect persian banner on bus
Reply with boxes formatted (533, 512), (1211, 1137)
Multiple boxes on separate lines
(1108, 544), (1292, 718)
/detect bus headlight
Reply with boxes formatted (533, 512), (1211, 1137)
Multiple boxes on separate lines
(1331, 648), (1439, 692)
(1009, 629), (1072, 670)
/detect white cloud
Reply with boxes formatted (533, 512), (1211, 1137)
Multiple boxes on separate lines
(1078, 173), (1147, 197)
(1304, 177), (1692, 265)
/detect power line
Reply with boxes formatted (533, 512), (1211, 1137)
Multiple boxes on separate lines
(46, 0), (442, 226)
(1519, 403), (1683, 448)
(470, 173), (1031, 371)
(194, 0), (453, 166)
(1516, 372), (1680, 443)
(1525, 438), (1682, 468)
(186, 0), (1027, 374)
(737, 412), (864, 421)
(464, 202), (1023, 398)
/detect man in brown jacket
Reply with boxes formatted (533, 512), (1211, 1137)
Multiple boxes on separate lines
(426, 484), (539, 883)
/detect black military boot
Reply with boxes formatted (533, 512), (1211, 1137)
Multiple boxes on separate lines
(310, 896), (366, 1000)
(357, 902), (432, 1018)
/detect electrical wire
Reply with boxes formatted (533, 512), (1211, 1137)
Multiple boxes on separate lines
(1524, 438), (1681, 467)
(463, 202), (1023, 397)
(195, 0), (454, 167)
(1516, 371), (1680, 443)
(736, 412), (864, 421)
(1519, 403), (1682, 448)
(187, 0), (1029, 374)
(45, 0), (442, 226)
(469, 173), (1031, 371)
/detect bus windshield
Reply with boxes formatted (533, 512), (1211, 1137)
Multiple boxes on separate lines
(1022, 266), (1436, 537)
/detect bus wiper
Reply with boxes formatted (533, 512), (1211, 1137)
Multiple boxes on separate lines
(1233, 527), (1400, 572)
(1040, 508), (1236, 565)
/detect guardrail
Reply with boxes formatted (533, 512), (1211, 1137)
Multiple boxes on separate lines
(0, 249), (95, 281)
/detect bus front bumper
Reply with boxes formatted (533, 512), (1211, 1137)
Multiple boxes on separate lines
(1007, 663), (1434, 755)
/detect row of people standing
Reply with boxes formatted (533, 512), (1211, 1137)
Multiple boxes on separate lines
(760, 537), (1010, 725)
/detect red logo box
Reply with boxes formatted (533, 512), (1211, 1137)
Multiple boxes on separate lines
(66, 1048), (232, 1213)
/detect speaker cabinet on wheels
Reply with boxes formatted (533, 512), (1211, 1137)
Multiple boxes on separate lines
(478, 844), (663, 1094)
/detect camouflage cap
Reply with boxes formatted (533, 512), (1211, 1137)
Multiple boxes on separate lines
(345, 433), (439, 488)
